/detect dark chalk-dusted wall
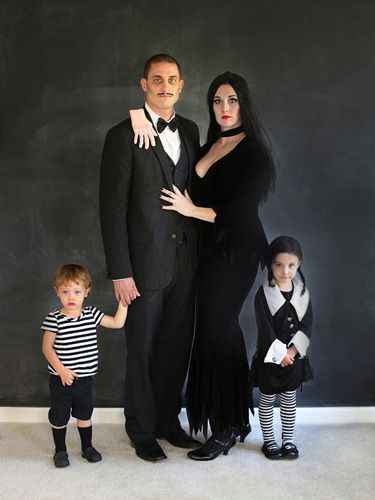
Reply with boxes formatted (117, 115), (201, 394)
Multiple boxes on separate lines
(1, 0), (374, 407)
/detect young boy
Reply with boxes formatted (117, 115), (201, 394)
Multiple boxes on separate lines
(42, 264), (127, 468)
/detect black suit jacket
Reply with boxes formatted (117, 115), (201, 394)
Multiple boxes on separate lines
(99, 114), (200, 290)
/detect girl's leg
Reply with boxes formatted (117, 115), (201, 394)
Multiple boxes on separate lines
(258, 392), (276, 443)
(279, 390), (299, 459)
(258, 392), (283, 459)
(279, 390), (296, 444)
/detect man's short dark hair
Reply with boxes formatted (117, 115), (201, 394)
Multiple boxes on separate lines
(143, 54), (182, 79)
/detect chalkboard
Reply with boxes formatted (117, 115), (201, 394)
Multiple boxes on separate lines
(1, 0), (374, 407)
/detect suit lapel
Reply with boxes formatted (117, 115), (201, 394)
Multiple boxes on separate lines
(152, 139), (174, 189)
(143, 108), (174, 189)
(177, 116), (196, 191)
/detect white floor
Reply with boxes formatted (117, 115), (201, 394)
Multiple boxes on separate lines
(0, 408), (374, 500)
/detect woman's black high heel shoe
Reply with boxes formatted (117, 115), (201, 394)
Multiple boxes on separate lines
(187, 434), (236, 461)
(234, 424), (251, 443)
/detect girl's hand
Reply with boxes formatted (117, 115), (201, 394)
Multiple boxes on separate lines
(280, 353), (294, 368)
(59, 368), (77, 386)
(129, 109), (157, 149)
(160, 185), (195, 217)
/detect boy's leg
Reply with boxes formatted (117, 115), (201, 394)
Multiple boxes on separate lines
(72, 377), (102, 462)
(48, 375), (72, 467)
(52, 425), (67, 453)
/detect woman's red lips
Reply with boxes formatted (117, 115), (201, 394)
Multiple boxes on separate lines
(222, 115), (231, 119)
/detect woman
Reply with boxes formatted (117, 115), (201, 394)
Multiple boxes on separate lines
(133, 71), (275, 460)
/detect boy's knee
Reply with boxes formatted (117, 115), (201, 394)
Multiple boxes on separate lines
(48, 408), (70, 427)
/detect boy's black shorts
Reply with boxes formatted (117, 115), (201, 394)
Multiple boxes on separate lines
(48, 375), (94, 426)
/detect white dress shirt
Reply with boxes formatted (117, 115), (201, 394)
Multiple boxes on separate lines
(145, 102), (181, 165)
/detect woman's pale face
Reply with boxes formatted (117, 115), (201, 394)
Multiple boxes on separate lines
(212, 84), (241, 131)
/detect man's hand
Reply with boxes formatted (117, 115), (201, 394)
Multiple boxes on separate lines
(59, 368), (77, 386)
(129, 109), (157, 149)
(113, 278), (140, 306)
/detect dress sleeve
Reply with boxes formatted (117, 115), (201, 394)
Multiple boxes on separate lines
(254, 289), (287, 365)
(288, 299), (313, 356)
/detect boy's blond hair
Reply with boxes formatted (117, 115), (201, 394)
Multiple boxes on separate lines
(54, 264), (92, 289)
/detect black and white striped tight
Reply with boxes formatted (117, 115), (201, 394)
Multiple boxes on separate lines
(258, 390), (296, 444)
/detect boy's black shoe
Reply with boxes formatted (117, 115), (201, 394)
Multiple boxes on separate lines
(261, 441), (284, 460)
(281, 442), (299, 459)
(53, 451), (70, 468)
(82, 446), (102, 462)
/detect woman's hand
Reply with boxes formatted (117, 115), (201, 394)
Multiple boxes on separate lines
(129, 109), (157, 149)
(160, 185), (195, 217)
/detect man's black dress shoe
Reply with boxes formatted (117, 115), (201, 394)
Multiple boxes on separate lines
(187, 434), (236, 461)
(131, 439), (167, 462)
(160, 429), (200, 449)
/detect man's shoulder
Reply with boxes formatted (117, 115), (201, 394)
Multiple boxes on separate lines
(175, 114), (198, 130)
(106, 118), (133, 136)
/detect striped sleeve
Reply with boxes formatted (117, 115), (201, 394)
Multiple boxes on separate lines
(41, 312), (58, 333)
(89, 306), (105, 326)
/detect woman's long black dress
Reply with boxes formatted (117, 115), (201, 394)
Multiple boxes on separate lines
(186, 136), (270, 437)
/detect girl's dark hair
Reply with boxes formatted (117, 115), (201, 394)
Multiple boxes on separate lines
(267, 236), (306, 295)
(206, 71), (276, 201)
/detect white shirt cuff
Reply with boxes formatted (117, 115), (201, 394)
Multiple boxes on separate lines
(288, 330), (310, 357)
(264, 339), (287, 364)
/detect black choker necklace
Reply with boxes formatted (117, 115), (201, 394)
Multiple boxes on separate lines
(220, 125), (244, 137)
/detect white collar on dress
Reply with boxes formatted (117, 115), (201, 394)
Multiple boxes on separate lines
(262, 276), (309, 320)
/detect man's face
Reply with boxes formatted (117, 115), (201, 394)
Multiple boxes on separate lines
(140, 62), (184, 117)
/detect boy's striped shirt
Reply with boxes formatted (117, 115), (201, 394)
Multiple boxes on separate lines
(41, 306), (104, 376)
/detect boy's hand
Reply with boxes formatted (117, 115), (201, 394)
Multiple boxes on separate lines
(59, 368), (77, 386)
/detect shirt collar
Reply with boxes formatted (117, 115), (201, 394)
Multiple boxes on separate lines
(145, 102), (176, 130)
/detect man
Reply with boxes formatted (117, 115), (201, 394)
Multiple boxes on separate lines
(99, 54), (200, 461)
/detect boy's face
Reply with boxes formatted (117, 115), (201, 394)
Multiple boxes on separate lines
(55, 280), (90, 316)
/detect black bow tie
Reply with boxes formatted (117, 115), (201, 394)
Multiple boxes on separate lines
(157, 117), (179, 133)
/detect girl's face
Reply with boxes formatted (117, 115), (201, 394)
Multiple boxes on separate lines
(55, 280), (90, 317)
(271, 253), (300, 289)
(212, 84), (241, 131)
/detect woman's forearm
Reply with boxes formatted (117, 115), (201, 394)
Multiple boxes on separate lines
(191, 206), (216, 223)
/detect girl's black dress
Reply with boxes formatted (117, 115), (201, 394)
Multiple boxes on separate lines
(251, 279), (313, 395)
(186, 136), (270, 437)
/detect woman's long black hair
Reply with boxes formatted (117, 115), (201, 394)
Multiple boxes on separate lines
(267, 236), (306, 295)
(206, 71), (276, 201)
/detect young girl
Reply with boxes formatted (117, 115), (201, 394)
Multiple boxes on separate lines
(251, 236), (313, 460)
(42, 264), (127, 468)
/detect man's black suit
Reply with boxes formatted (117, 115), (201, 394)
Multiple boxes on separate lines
(99, 114), (200, 443)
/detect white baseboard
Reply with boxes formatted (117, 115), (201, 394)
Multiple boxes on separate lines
(0, 407), (374, 424)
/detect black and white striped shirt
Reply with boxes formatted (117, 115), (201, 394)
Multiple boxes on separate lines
(41, 306), (104, 377)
